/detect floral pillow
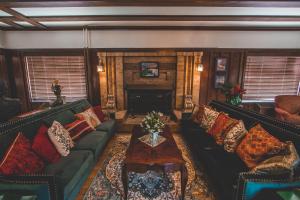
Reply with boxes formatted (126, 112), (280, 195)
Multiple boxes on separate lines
(48, 121), (74, 156)
(251, 141), (299, 174)
(201, 106), (220, 131)
(224, 120), (247, 153)
(208, 113), (237, 145)
(236, 124), (287, 168)
(75, 107), (101, 128)
(192, 104), (204, 124)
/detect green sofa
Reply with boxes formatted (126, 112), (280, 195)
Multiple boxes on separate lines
(0, 99), (117, 200)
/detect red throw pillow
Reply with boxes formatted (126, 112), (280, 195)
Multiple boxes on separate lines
(32, 124), (61, 163)
(64, 119), (95, 141)
(0, 133), (45, 175)
(208, 113), (237, 145)
(93, 105), (105, 122)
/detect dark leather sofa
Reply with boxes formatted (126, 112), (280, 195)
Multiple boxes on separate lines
(0, 99), (117, 200)
(181, 100), (300, 200)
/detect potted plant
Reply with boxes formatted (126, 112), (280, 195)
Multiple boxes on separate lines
(140, 111), (165, 144)
(221, 83), (246, 106)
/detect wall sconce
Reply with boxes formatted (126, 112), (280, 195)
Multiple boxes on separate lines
(197, 63), (204, 72)
(97, 58), (105, 72)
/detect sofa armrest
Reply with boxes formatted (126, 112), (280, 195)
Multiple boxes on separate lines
(0, 174), (57, 200)
(236, 172), (300, 200)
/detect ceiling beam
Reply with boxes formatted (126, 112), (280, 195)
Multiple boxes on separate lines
(3, 15), (300, 22)
(0, 18), (23, 29)
(0, 7), (47, 29)
(0, 0), (300, 7)
(2, 25), (300, 31)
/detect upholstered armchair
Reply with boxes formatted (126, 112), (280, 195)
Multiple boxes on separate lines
(275, 95), (300, 125)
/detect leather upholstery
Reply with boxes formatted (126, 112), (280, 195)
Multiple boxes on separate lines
(275, 95), (300, 125)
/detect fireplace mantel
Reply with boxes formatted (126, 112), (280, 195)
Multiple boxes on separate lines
(125, 85), (174, 90)
(97, 50), (203, 111)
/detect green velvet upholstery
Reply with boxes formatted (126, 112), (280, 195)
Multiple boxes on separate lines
(43, 110), (76, 127)
(0, 99), (117, 200)
(45, 150), (94, 199)
(95, 120), (117, 136)
(73, 131), (110, 159)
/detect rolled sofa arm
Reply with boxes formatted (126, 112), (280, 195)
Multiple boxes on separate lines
(0, 174), (57, 200)
(236, 172), (300, 200)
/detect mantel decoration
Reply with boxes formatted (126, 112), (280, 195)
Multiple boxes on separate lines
(51, 80), (64, 107)
(140, 111), (166, 147)
(221, 83), (246, 106)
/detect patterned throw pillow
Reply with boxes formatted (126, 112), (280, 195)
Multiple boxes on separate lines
(93, 105), (106, 122)
(208, 113), (237, 145)
(224, 120), (248, 153)
(201, 106), (220, 131)
(191, 104), (205, 124)
(236, 124), (287, 169)
(48, 121), (74, 156)
(75, 107), (101, 128)
(65, 119), (95, 141)
(251, 141), (300, 174)
(32, 124), (61, 163)
(0, 133), (44, 175)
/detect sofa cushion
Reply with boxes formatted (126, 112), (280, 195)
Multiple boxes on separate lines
(73, 131), (110, 159)
(224, 120), (248, 153)
(0, 133), (44, 175)
(252, 141), (300, 174)
(32, 124), (61, 163)
(48, 121), (74, 157)
(209, 113), (237, 145)
(236, 124), (287, 168)
(75, 107), (101, 128)
(93, 105), (105, 122)
(43, 110), (76, 127)
(64, 119), (95, 141)
(95, 120), (117, 136)
(45, 150), (93, 198)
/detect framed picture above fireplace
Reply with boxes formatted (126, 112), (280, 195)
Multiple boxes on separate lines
(140, 62), (159, 78)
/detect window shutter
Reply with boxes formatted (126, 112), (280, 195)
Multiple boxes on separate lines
(243, 56), (300, 102)
(25, 56), (87, 102)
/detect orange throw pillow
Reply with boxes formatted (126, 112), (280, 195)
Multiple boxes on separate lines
(208, 113), (237, 145)
(236, 124), (287, 169)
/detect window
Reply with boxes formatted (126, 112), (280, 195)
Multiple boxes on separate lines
(25, 55), (87, 102)
(243, 56), (300, 102)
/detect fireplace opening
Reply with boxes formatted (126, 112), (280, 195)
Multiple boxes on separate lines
(127, 88), (173, 115)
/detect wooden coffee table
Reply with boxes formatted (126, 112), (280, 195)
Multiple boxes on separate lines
(122, 125), (187, 200)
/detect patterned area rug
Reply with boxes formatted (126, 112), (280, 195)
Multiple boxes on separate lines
(81, 134), (216, 200)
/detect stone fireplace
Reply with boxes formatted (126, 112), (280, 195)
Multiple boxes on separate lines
(97, 50), (203, 114)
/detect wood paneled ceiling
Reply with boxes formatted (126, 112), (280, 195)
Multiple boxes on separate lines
(0, 0), (300, 31)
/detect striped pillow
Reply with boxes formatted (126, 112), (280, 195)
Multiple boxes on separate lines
(65, 119), (95, 141)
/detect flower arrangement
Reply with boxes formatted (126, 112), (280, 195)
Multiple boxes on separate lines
(140, 111), (165, 134)
(221, 83), (246, 106)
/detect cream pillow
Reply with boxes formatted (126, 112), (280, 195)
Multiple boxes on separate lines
(48, 121), (74, 156)
(75, 107), (101, 128)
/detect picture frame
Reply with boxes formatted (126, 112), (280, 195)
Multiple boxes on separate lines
(216, 58), (227, 72)
(140, 62), (159, 78)
(214, 57), (228, 88)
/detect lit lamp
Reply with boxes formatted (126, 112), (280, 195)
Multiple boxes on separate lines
(197, 63), (204, 72)
(97, 58), (105, 72)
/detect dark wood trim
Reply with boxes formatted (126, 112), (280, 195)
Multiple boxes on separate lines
(0, 18), (23, 29)
(2, 25), (300, 31)
(0, 7), (47, 29)
(1, 1), (300, 7)
(7, 15), (300, 22)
